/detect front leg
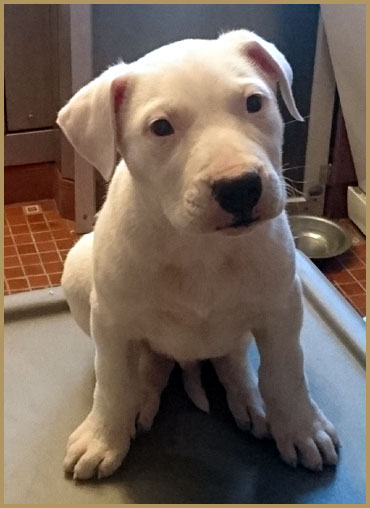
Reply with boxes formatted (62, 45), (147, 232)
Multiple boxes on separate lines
(254, 276), (339, 470)
(64, 297), (141, 480)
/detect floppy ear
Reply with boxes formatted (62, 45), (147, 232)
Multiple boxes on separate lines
(57, 64), (128, 181)
(220, 30), (303, 121)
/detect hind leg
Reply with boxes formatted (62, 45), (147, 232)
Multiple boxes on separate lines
(61, 232), (94, 336)
(212, 338), (269, 439)
(181, 361), (210, 413)
(135, 344), (175, 432)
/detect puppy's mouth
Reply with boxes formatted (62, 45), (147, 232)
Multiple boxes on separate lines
(216, 216), (258, 234)
(230, 216), (256, 229)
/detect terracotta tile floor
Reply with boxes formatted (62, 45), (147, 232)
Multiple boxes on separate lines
(4, 200), (77, 295)
(314, 220), (366, 317)
(4, 201), (366, 317)
(314, 245), (366, 317)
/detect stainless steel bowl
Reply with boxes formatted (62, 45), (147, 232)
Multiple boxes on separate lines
(289, 215), (352, 259)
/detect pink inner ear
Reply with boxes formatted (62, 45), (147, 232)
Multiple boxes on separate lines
(112, 76), (126, 114)
(246, 43), (277, 78)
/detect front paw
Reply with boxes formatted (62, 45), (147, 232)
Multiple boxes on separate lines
(64, 412), (131, 480)
(270, 403), (340, 471)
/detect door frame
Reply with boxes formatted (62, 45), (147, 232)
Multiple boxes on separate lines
(287, 13), (336, 216)
(63, 4), (96, 234)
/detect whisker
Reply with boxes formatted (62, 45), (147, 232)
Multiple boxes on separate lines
(284, 176), (311, 186)
(284, 115), (311, 126)
(281, 180), (306, 198)
(282, 165), (306, 173)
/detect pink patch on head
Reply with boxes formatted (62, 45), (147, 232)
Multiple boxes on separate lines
(246, 43), (277, 78)
(112, 77), (127, 114)
(114, 87), (125, 113)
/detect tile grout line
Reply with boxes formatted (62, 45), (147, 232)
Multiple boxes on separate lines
(42, 209), (73, 284)
(33, 210), (61, 287)
(336, 280), (365, 290)
(6, 215), (29, 286)
(334, 283), (365, 316)
(12, 213), (46, 284)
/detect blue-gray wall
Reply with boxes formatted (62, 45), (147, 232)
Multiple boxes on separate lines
(92, 4), (320, 187)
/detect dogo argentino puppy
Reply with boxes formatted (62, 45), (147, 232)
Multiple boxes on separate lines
(58, 29), (339, 480)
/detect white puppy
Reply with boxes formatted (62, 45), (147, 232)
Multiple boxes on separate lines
(58, 29), (339, 480)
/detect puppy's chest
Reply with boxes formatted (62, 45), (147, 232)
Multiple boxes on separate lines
(143, 254), (262, 360)
(155, 254), (252, 309)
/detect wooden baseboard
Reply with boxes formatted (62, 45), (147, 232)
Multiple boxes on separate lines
(54, 171), (75, 221)
(5, 162), (75, 220)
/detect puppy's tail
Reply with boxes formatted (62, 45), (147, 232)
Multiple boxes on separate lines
(181, 362), (210, 413)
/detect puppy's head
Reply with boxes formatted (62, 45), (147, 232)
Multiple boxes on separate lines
(57, 30), (303, 235)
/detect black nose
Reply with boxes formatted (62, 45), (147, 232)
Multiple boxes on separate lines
(212, 172), (262, 220)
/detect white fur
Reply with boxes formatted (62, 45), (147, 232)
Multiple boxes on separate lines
(59, 30), (338, 480)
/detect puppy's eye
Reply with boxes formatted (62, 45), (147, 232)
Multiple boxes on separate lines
(150, 119), (174, 137)
(246, 94), (263, 113)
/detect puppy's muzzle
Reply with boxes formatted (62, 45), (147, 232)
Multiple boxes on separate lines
(212, 172), (262, 227)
